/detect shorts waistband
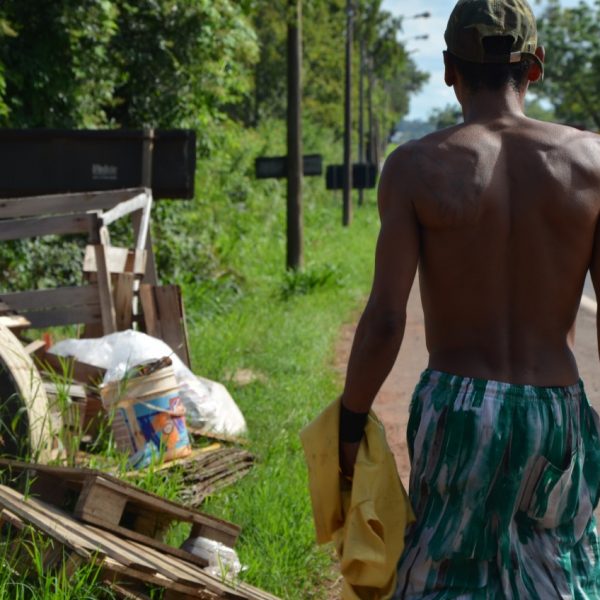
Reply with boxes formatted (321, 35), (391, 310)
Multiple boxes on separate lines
(419, 368), (585, 402)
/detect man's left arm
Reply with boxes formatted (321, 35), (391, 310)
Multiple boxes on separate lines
(339, 147), (420, 475)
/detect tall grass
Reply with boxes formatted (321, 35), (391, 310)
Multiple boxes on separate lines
(184, 127), (380, 597)
(0, 118), (382, 598)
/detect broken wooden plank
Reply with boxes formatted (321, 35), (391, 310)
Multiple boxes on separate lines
(0, 314), (31, 329)
(0, 213), (97, 241)
(23, 339), (46, 355)
(0, 188), (146, 219)
(102, 193), (151, 227)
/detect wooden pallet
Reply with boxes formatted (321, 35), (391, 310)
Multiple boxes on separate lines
(0, 459), (239, 569)
(0, 485), (279, 599)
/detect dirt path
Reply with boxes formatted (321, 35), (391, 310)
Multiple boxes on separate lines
(335, 283), (600, 492)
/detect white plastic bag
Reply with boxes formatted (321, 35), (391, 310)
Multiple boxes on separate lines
(50, 330), (247, 435)
(180, 536), (244, 580)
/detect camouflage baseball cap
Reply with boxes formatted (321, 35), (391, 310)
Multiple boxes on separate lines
(445, 0), (543, 73)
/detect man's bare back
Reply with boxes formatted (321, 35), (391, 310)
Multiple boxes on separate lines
(335, 1), (600, 596)
(391, 115), (600, 386)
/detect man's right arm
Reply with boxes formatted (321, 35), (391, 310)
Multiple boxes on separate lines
(339, 146), (420, 475)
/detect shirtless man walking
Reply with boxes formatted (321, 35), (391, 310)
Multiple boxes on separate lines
(338, 0), (600, 596)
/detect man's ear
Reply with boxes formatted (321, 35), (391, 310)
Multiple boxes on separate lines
(443, 51), (455, 87)
(528, 46), (545, 82)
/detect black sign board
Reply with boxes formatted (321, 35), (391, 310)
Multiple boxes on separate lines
(0, 129), (196, 199)
(326, 163), (378, 191)
(255, 154), (323, 179)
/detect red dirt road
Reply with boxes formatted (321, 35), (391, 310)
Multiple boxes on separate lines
(335, 282), (600, 491)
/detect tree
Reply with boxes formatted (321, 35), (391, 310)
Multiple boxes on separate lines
(536, 0), (600, 129)
(427, 104), (462, 130)
(0, 0), (119, 128)
(0, 0), (258, 132)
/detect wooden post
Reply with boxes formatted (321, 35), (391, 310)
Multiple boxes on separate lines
(139, 129), (158, 284)
(343, 0), (353, 227)
(287, 0), (303, 270)
(358, 35), (365, 207)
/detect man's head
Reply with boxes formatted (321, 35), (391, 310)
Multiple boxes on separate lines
(444, 0), (544, 93)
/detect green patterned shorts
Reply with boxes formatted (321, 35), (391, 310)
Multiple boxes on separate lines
(394, 369), (600, 599)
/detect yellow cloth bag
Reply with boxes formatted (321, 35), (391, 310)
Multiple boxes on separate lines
(300, 398), (414, 600)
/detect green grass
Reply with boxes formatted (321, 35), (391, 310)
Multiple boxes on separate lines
(0, 116), (382, 597)
(185, 185), (380, 598)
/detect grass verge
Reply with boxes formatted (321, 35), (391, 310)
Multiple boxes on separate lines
(186, 187), (380, 598)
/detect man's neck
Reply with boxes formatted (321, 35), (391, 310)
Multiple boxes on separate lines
(461, 87), (526, 124)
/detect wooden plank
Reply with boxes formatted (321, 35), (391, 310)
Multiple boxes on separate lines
(85, 523), (211, 587)
(78, 511), (209, 569)
(139, 284), (160, 337)
(93, 235), (117, 334)
(83, 246), (146, 275)
(154, 285), (191, 367)
(125, 538), (250, 599)
(0, 460), (240, 545)
(0, 485), (94, 561)
(75, 476), (128, 526)
(0, 188), (145, 219)
(24, 305), (102, 329)
(24, 339), (46, 355)
(102, 193), (150, 227)
(0, 485), (158, 573)
(114, 273), (135, 331)
(0, 314), (31, 329)
(0, 213), (96, 241)
(34, 350), (105, 385)
(0, 285), (100, 311)
(101, 558), (213, 599)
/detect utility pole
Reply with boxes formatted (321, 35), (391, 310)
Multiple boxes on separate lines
(287, 0), (303, 269)
(358, 36), (365, 207)
(343, 0), (353, 227)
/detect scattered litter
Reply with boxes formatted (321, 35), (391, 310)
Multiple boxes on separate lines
(100, 359), (192, 469)
(51, 330), (248, 435)
(181, 536), (245, 581)
(0, 459), (277, 599)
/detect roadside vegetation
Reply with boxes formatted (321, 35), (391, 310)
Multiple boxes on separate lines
(0, 2), (398, 595)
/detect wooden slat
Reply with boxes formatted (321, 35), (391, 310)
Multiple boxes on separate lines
(0, 486), (94, 561)
(0, 213), (96, 241)
(25, 305), (102, 329)
(0, 188), (146, 219)
(154, 285), (191, 367)
(24, 339), (46, 355)
(93, 226), (117, 334)
(101, 558), (213, 599)
(139, 284), (160, 337)
(0, 314), (31, 328)
(83, 246), (146, 275)
(75, 511), (209, 569)
(34, 350), (105, 385)
(114, 273), (135, 331)
(0, 460), (240, 545)
(0, 285), (100, 311)
(102, 193), (150, 226)
(0, 485), (156, 573)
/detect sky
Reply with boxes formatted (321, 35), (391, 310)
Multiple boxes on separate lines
(382, 0), (580, 121)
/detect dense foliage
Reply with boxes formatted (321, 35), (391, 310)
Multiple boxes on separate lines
(0, 0), (425, 290)
(536, 0), (600, 129)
